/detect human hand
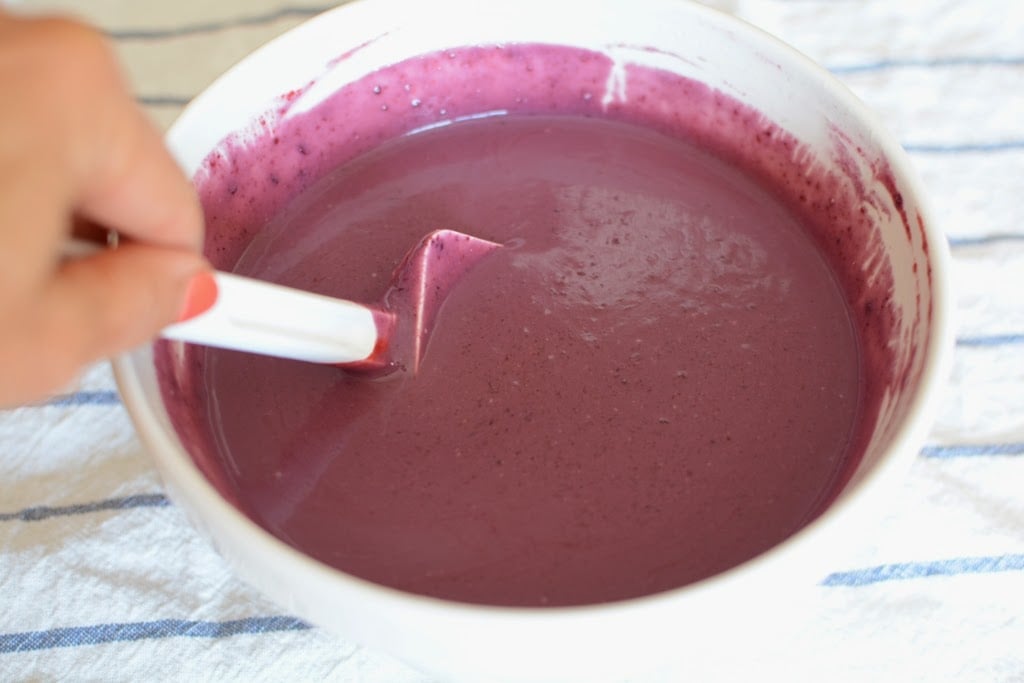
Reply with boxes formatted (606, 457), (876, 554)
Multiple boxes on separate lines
(0, 12), (208, 407)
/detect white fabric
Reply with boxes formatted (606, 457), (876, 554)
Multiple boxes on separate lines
(1, 1), (1021, 681)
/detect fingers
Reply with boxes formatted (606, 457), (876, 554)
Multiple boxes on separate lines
(73, 84), (205, 252)
(1, 244), (208, 407)
(28, 245), (207, 394)
(0, 15), (204, 251)
(0, 14), (211, 405)
(53, 243), (209, 351)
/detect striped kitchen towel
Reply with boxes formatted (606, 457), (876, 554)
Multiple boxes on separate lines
(0, 0), (1021, 680)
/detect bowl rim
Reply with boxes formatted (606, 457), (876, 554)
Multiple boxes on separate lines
(113, 0), (955, 625)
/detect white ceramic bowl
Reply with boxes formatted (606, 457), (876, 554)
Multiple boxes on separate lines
(113, 0), (953, 680)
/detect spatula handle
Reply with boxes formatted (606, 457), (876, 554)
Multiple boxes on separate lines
(162, 271), (378, 363)
(64, 239), (379, 364)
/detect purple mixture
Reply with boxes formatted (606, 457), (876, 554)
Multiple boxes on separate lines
(158, 44), (900, 606)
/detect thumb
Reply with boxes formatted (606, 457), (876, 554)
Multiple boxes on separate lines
(37, 243), (210, 372)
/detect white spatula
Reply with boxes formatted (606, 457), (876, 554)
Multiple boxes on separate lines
(66, 229), (501, 371)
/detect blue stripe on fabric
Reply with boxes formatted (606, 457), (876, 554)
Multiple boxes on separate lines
(957, 333), (1024, 347)
(108, 6), (332, 40)
(137, 95), (191, 107)
(822, 554), (1024, 587)
(829, 55), (1024, 75)
(922, 443), (1024, 458)
(0, 616), (310, 654)
(0, 494), (169, 523)
(947, 233), (1024, 247)
(45, 390), (121, 407)
(903, 140), (1024, 154)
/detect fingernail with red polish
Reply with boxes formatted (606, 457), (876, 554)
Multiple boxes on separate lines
(178, 271), (218, 322)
